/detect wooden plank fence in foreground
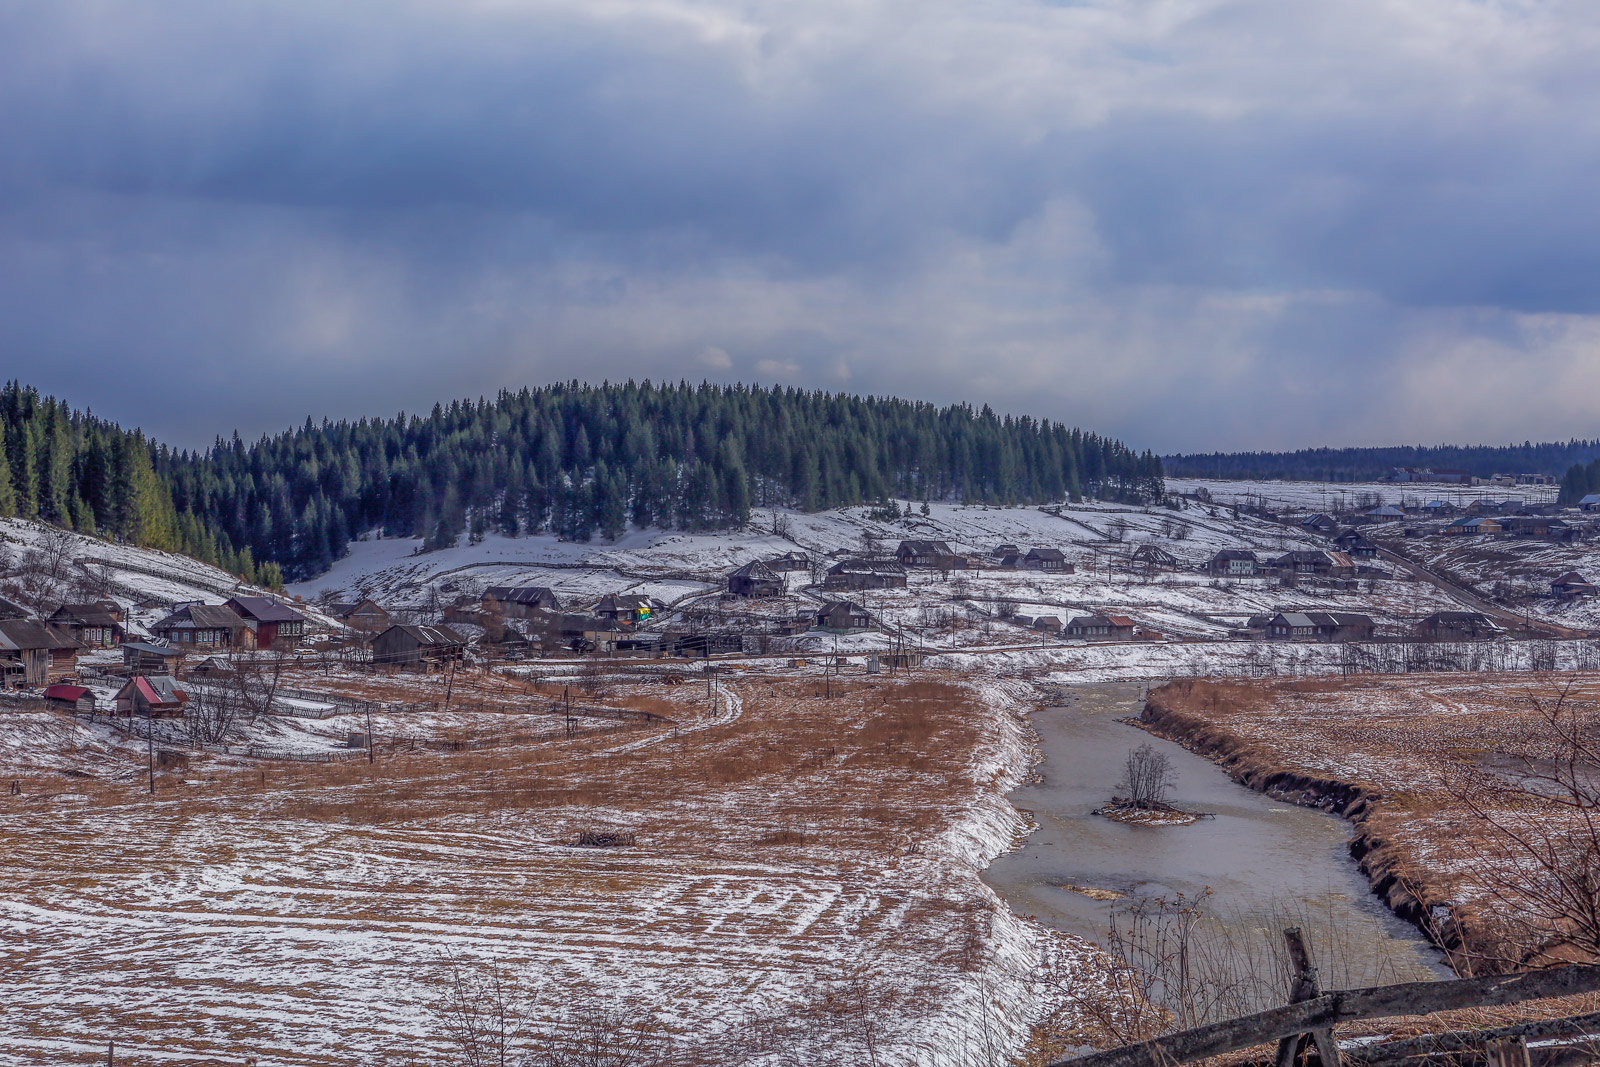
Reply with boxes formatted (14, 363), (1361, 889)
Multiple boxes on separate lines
(1057, 931), (1600, 1067)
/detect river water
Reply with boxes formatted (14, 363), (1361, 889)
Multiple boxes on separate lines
(984, 682), (1449, 992)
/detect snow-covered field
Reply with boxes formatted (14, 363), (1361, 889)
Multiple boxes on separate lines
(0, 673), (1117, 1067)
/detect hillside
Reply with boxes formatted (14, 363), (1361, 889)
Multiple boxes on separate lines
(0, 380), (1162, 584)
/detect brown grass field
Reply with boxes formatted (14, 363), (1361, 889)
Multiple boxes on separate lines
(0, 669), (1102, 1066)
(1144, 672), (1600, 972)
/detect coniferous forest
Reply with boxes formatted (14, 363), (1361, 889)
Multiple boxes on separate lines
(0, 380), (1164, 582)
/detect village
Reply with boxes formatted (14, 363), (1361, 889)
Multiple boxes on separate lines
(5, 481), (1600, 1066)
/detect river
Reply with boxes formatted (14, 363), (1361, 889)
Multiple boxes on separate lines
(984, 682), (1449, 996)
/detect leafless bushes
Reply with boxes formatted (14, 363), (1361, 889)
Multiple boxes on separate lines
(1117, 744), (1175, 809)
(183, 652), (287, 745)
(1445, 685), (1600, 968)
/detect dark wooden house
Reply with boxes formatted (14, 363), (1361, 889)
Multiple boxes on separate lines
(0, 619), (81, 688)
(224, 596), (307, 649)
(122, 641), (186, 676)
(1415, 611), (1500, 641)
(482, 586), (564, 619)
(1022, 548), (1072, 573)
(765, 551), (811, 572)
(1552, 572), (1597, 598)
(47, 602), (125, 647)
(1065, 615), (1135, 640)
(1301, 514), (1338, 535)
(1331, 531), (1379, 559)
(728, 560), (784, 598)
(592, 594), (658, 627)
(1266, 611), (1375, 642)
(896, 540), (965, 569)
(815, 600), (876, 634)
(326, 599), (392, 634)
(152, 604), (255, 651)
(823, 559), (908, 591)
(371, 624), (468, 668)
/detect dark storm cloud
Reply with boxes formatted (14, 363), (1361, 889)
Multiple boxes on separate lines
(3, 0), (1600, 451)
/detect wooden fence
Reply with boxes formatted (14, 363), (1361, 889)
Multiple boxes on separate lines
(1058, 930), (1600, 1067)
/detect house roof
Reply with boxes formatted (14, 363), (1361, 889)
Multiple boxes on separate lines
(0, 597), (30, 620)
(1422, 611), (1497, 625)
(729, 560), (781, 580)
(898, 539), (953, 555)
(43, 684), (91, 702)
(818, 599), (868, 616)
(155, 604), (248, 631)
(125, 674), (186, 706)
(828, 559), (906, 576)
(50, 602), (121, 626)
(1106, 615), (1135, 627)
(1069, 615), (1134, 628)
(226, 596), (306, 623)
(1581, 494), (1600, 506)
(1026, 547), (1067, 561)
(123, 641), (184, 657)
(381, 623), (466, 646)
(483, 586), (561, 605)
(0, 619), (80, 652)
(1211, 549), (1258, 561)
(1554, 571), (1592, 585)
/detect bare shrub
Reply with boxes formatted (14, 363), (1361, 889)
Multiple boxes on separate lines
(1445, 685), (1600, 967)
(1118, 743), (1175, 809)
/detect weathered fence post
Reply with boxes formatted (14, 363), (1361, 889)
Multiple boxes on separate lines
(1275, 928), (1341, 1067)
(1487, 1037), (1532, 1067)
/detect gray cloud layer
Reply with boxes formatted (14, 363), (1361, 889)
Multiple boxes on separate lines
(3, 0), (1599, 451)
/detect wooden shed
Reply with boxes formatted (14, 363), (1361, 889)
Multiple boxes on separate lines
(43, 683), (97, 714)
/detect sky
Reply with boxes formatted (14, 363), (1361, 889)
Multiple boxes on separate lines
(3, 0), (1600, 454)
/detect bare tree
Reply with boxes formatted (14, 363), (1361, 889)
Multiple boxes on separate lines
(434, 950), (532, 1067)
(1108, 518), (1129, 543)
(994, 598), (1020, 620)
(1445, 685), (1600, 967)
(1119, 743), (1176, 809)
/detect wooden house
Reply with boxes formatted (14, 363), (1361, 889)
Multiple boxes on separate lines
(815, 601), (876, 634)
(592, 594), (658, 628)
(224, 596), (307, 649)
(1022, 548), (1073, 573)
(1444, 516), (1503, 537)
(152, 604), (255, 651)
(1266, 611), (1375, 642)
(1130, 545), (1178, 573)
(0, 619), (81, 688)
(1300, 514), (1338, 535)
(1032, 615), (1063, 634)
(122, 641), (186, 677)
(997, 552), (1023, 570)
(371, 624), (468, 668)
(895, 540), (966, 569)
(533, 614), (621, 654)
(991, 543), (1020, 559)
(1065, 615), (1135, 641)
(326, 599), (392, 634)
(481, 586), (563, 619)
(727, 560), (784, 598)
(43, 683), (96, 714)
(114, 674), (188, 717)
(1272, 550), (1355, 578)
(1552, 572), (1597, 598)
(47, 602), (125, 647)
(1331, 531), (1379, 559)
(765, 551), (811, 572)
(1206, 549), (1259, 577)
(823, 559), (908, 591)
(1580, 494), (1600, 512)
(1415, 611), (1500, 641)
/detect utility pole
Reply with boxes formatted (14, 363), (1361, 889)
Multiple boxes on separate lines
(146, 717), (154, 795)
(365, 701), (375, 764)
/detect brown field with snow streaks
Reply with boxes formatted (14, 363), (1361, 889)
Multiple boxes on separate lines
(0, 673), (1095, 1067)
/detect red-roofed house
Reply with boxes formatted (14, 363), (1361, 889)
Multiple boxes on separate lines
(114, 675), (188, 717)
